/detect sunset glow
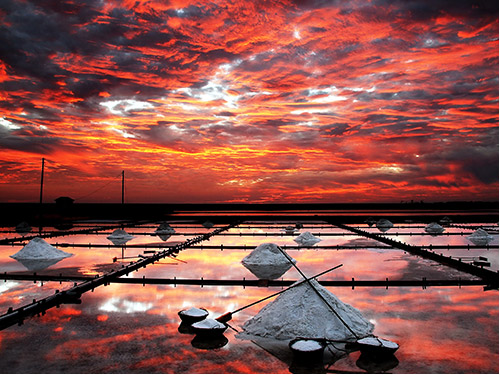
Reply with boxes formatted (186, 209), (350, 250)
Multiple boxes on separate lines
(0, 0), (498, 203)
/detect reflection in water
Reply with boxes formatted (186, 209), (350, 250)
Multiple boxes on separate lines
(14, 257), (66, 271)
(356, 352), (399, 372)
(191, 334), (229, 350)
(0, 219), (497, 373)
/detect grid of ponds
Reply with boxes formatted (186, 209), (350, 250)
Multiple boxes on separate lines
(0, 216), (498, 373)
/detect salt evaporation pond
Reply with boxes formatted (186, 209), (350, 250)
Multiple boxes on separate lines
(0, 214), (497, 373)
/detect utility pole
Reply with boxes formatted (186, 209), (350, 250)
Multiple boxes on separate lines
(39, 158), (45, 234)
(121, 170), (125, 204)
(39, 158), (45, 205)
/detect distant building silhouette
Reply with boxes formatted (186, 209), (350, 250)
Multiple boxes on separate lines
(55, 196), (74, 207)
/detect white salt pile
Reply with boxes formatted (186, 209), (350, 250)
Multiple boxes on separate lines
(10, 237), (73, 260)
(155, 222), (175, 234)
(439, 216), (452, 225)
(155, 223), (175, 241)
(291, 339), (323, 352)
(192, 318), (226, 329)
(294, 231), (321, 246)
(467, 228), (494, 246)
(15, 221), (32, 235)
(376, 219), (393, 232)
(242, 243), (296, 279)
(425, 222), (445, 234)
(107, 229), (134, 240)
(202, 220), (214, 229)
(240, 278), (374, 341)
(107, 229), (134, 245)
(182, 307), (208, 317)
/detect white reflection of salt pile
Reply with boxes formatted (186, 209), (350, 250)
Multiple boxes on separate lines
(241, 278), (374, 341)
(107, 229), (134, 245)
(425, 222), (445, 234)
(376, 219), (393, 232)
(10, 237), (73, 271)
(467, 228), (494, 246)
(294, 231), (321, 246)
(242, 243), (296, 279)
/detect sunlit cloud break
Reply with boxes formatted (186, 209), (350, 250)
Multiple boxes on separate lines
(0, 0), (497, 203)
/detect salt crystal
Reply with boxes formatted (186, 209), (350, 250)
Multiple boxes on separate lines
(192, 318), (225, 329)
(240, 278), (374, 341)
(291, 340), (323, 351)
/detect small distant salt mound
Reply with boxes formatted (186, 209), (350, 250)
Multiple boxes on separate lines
(155, 223), (175, 241)
(294, 231), (321, 247)
(15, 221), (32, 235)
(240, 278), (374, 341)
(425, 222), (445, 234)
(242, 243), (296, 279)
(364, 217), (376, 227)
(202, 220), (214, 229)
(439, 216), (452, 225)
(156, 223), (175, 234)
(11, 238), (72, 260)
(467, 228), (494, 246)
(107, 229), (134, 245)
(376, 219), (393, 232)
(282, 225), (297, 234)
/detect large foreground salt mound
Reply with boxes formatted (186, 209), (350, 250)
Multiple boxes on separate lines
(241, 278), (374, 341)
(11, 237), (73, 260)
(242, 243), (296, 279)
(294, 231), (321, 246)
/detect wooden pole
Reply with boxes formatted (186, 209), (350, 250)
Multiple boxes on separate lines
(39, 158), (45, 234)
(39, 158), (45, 205)
(121, 170), (124, 204)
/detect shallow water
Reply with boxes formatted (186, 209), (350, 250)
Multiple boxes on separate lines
(0, 218), (498, 373)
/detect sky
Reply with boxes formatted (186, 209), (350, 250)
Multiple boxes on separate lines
(0, 0), (498, 203)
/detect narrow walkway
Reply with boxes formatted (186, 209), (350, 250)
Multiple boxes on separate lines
(1, 273), (485, 288)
